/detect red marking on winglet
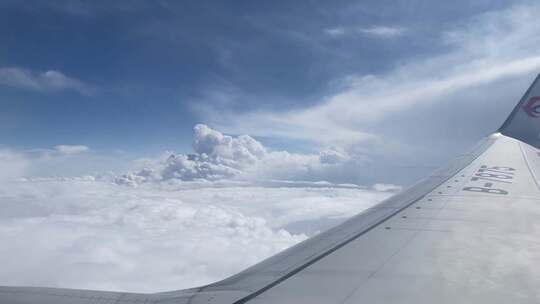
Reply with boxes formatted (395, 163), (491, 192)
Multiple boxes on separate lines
(523, 96), (540, 118)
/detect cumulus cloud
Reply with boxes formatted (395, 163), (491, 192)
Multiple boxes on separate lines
(54, 145), (91, 155)
(117, 124), (426, 186)
(0, 67), (95, 95)
(192, 124), (266, 159)
(319, 148), (350, 164)
(153, 124), (269, 182)
(116, 124), (364, 185)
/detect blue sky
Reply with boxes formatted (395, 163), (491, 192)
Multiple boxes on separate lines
(2, 0), (540, 183)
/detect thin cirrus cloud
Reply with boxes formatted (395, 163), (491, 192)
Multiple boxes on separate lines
(201, 3), (540, 150)
(0, 67), (96, 95)
(357, 26), (407, 37)
(324, 25), (406, 38)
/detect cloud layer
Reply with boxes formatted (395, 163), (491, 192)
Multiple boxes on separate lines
(0, 178), (393, 292)
(0, 124), (401, 292)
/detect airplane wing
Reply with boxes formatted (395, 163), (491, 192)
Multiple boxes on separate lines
(3, 75), (540, 303)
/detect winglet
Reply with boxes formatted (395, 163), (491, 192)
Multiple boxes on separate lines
(499, 73), (540, 148)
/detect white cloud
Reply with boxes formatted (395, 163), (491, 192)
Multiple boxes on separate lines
(372, 183), (403, 192)
(0, 67), (95, 95)
(0, 146), (131, 180)
(324, 27), (348, 37)
(319, 147), (350, 164)
(357, 26), (406, 38)
(0, 150), (28, 181)
(54, 145), (91, 155)
(0, 127), (398, 291)
(0, 126), (398, 292)
(191, 123), (266, 169)
(115, 124), (365, 185)
(0, 178), (392, 292)
(154, 124), (269, 182)
(324, 25), (406, 38)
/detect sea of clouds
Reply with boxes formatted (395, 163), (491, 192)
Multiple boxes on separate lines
(0, 125), (400, 292)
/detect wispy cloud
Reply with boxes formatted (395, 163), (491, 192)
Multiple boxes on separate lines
(202, 3), (540, 151)
(0, 145), (115, 179)
(324, 25), (406, 38)
(323, 27), (348, 37)
(357, 26), (406, 38)
(54, 145), (91, 156)
(0, 67), (96, 95)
